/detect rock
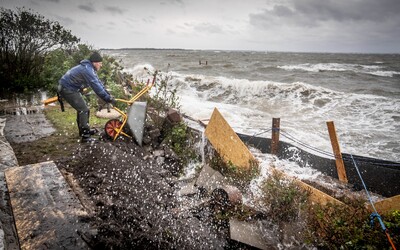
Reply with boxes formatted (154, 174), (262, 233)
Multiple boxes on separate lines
(166, 108), (182, 124)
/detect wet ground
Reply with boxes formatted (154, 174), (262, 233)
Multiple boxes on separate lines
(56, 140), (230, 249)
(1, 111), (240, 249)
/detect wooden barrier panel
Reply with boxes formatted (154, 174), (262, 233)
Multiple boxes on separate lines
(205, 108), (256, 170)
(369, 194), (400, 214)
(271, 168), (345, 206)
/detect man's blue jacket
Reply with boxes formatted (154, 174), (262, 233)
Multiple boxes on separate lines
(59, 59), (113, 103)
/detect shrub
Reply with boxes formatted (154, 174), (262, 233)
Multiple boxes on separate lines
(260, 169), (310, 222)
(305, 198), (400, 249)
(209, 153), (260, 187)
(163, 122), (197, 165)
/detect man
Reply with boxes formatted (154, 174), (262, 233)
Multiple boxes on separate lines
(58, 51), (115, 143)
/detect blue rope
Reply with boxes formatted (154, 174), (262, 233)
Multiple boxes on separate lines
(370, 212), (387, 232)
(252, 128), (272, 137)
(350, 154), (388, 232)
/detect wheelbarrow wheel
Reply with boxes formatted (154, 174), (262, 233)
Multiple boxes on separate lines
(104, 119), (122, 139)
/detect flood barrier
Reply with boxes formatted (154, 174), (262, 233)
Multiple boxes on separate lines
(237, 129), (400, 198)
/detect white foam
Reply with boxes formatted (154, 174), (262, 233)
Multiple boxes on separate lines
(278, 63), (400, 78)
(123, 64), (154, 82)
(164, 71), (400, 161)
(367, 70), (400, 77)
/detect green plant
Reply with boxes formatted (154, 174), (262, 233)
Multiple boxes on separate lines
(305, 198), (400, 249)
(209, 154), (260, 187)
(148, 72), (180, 129)
(163, 122), (197, 165)
(261, 169), (310, 222)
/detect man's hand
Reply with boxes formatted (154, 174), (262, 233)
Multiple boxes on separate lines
(109, 97), (117, 106)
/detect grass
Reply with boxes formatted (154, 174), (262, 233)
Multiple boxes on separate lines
(10, 105), (110, 166)
(45, 105), (109, 135)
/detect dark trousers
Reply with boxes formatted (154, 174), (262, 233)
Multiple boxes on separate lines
(58, 85), (90, 137)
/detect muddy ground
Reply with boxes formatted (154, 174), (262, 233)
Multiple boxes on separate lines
(3, 111), (249, 250)
(56, 140), (230, 249)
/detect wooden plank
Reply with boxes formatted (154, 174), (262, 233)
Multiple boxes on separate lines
(326, 121), (348, 183)
(205, 108), (256, 170)
(273, 168), (345, 206)
(295, 179), (344, 206)
(369, 195), (400, 214)
(5, 161), (90, 250)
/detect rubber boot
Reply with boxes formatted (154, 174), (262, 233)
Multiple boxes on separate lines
(89, 128), (99, 135)
(81, 130), (98, 143)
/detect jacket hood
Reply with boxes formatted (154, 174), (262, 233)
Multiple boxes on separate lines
(80, 59), (93, 66)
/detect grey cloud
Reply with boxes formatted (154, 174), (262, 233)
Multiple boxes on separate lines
(104, 6), (125, 15)
(273, 5), (294, 17)
(53, 15), (74, 26)
(160, 0), (184, 6)
(78, 4), (96, 13)
(250, 0), (400, 28)
(142, 16), (155, 24)
(192, 22), (224, 34)
(293, 0), (400, 22)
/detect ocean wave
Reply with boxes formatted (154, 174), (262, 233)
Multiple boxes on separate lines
(154, 70), (399, 161)
(123, 64), (155, 82)
(278, 63), (400, 77)
(368, 71), (400, 77)
(278, 63), (349, 72)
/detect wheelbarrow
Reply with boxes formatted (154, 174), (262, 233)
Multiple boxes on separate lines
(104, 72), (157, 145)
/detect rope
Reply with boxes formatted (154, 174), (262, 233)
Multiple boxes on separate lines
(252, 128), (272, 137)
(351, 155), (397, 250)
(274, 129), (399, 168)
(280, 130), (335, 158)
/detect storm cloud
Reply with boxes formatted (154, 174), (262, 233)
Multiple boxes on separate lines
(1, 0), (399, 53)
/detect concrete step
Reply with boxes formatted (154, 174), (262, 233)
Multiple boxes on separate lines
(4, 161), (90, 250)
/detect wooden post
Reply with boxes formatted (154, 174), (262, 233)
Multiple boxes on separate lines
(271, 118), (280, 155)
(326, 121), (348, 183)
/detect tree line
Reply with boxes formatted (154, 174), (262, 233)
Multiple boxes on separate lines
(0, 7), (125, 97)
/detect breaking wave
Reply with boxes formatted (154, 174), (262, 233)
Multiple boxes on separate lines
(278, 63), (400, 77)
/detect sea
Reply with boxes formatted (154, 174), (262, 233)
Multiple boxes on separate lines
(104, 49), (399, 164)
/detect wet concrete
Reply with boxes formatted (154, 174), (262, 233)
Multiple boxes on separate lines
(4, 113), (55, 144)
(5, 161), (90, 249)
(0, 118), (20, 250)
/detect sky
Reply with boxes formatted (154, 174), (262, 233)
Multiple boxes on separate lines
(1, 0), (400, 53)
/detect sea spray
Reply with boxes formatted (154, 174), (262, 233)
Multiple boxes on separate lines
(107, 49), (400, 162)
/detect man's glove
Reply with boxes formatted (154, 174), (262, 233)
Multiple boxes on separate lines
(109, 97), (117, 106)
